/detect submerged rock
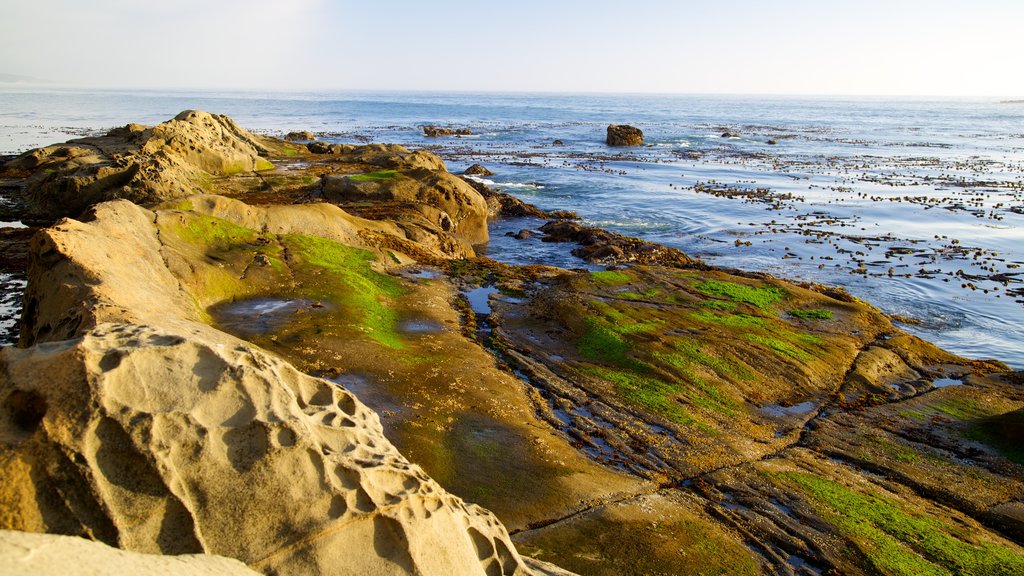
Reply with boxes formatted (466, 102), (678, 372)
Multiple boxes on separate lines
(424, 126), (472, 137)
(606, 125), (644, 147)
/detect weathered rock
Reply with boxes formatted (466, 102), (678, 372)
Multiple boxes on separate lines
(424, 126), (472, 137)
(322, 169), (489, 245)
(539, 220), (696, 267)
(0, 197), (564, 576)
(721, 131), (740, 139)
(3, 111), (276, 222)
(0, 227), (34, 268)
(284, 130), (315, 141)
(464, 164), (495, 176)
(606, 125), (643, 147)
(0, 530), (260, 576)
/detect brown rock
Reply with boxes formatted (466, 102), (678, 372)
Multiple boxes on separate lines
(606, 125), (643, 147)
(464, 164), (495, 177)
(423, 126), (472, 137)
(284, 130), (315, 141)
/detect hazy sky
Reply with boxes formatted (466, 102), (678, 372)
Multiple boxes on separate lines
(1, 0), (1021, 96)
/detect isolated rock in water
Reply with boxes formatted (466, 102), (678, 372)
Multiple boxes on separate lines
(464, 164), (495, 176)
(3, 110), (275, 222)
(322, 167), (490, 245)
(284, 130), (315, 141)
(606, 124), (643, 146)
(0, 531), (260, 576)
(721, 131), (740, 138)
(423, 126), (473, 137)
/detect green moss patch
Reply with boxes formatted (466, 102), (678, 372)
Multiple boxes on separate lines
(696, 279), (785, 311)
(281, 234), (405, 349)
(745, 334), (813, 361)
(590, 270), (632, 285)
(348, 169), (399, 182)
(782, 472), (1024, 576)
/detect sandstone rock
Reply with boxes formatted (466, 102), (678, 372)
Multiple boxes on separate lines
(284, 130), (315, 141)
(0, 530), (260, 576)
(322, 169), (489, 245)
(4, 111), (276, 222)
(0, 196), (560, 576)
(606, 125), (643, 147)
(464, 164), (495, 177)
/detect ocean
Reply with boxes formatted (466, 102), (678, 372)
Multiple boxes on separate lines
(2, 88), (1023, 366)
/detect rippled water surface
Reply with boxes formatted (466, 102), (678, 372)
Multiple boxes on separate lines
(2, 89), (1022, 365)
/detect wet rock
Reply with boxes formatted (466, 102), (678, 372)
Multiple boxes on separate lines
(507, 229), (533, 240)
(721, 131), (740, 139)
(0, 227), (34, 268)
(767, 139), (778, 145)
(539, 220), (696, 267)
(552, 139), (565, 146)
(423, 126), (472, 137)
(284, 130), (315, 141)
(606, 125), (643, 147)
(464, 163), (494, 176)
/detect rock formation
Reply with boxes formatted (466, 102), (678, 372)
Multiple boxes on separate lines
(464, 164), (495, 177)
(0, 197), (562, 576)
(423, 126), (472, 137)
(285, 130), (315, 141)
(3, 111), (278, 222)
(605, 125), (643, 147)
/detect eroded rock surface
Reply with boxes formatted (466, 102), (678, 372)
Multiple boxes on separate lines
(3, 111), (279, 222)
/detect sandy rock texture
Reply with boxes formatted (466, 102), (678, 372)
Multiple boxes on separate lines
(0, 198), (561, 576)
(0, 530), (260, 576)
(3, 111), (277, 222)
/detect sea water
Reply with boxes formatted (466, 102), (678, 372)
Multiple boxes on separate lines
(1, 88), (1022, 366)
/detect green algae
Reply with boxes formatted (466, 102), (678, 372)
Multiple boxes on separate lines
(790, 308), (834, 320)
(590, 270), (632, 285)
(348, 169), (399, 182)
(696, 279), (785, 311)
(582, 366), (699, 427)
(698, 300), (737, 311)
(281, 234), (405, 349)
(782, 472), (1024, 576)
(963, 409), (1024, 465)
(744, 334), (813, 361)
(690, 310), (767, 330)
(620, 288), (661, 300)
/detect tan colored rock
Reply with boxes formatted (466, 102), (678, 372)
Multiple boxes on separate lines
(3, 196), (563, 575)
(0, 530), (260, 576)
(1, 321), (534, 575)
(284, 130), (315, 141)
(322, 168), (489, 245)
(5, 111), (276, 222)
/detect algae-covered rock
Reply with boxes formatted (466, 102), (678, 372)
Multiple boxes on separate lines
(4, 111), (276, 222)
(1, 196), (561, 575)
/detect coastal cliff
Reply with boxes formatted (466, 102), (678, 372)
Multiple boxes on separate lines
(1, 112), (1023, 575)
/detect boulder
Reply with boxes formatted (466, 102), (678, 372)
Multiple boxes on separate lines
(3, 111), (276, 222)
(322, 169), (489, 245)
(464, 164), (495, 177)
(0, 530), (260, 576)
(284, 130), (315, 141)
(720, 131), (740, 139)
(606, 125), (643, 147)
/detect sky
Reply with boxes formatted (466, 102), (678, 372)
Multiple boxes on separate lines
(1, 0), (1021, 97)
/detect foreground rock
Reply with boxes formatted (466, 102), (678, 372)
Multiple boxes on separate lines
(0, 198), (567, 575)
(0, 530), (260, 575)
(606, 124), (643, 147)
(1, 111), (280, 222)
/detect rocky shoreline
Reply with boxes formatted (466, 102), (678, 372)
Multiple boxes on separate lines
(1, 112), (1022, 575)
